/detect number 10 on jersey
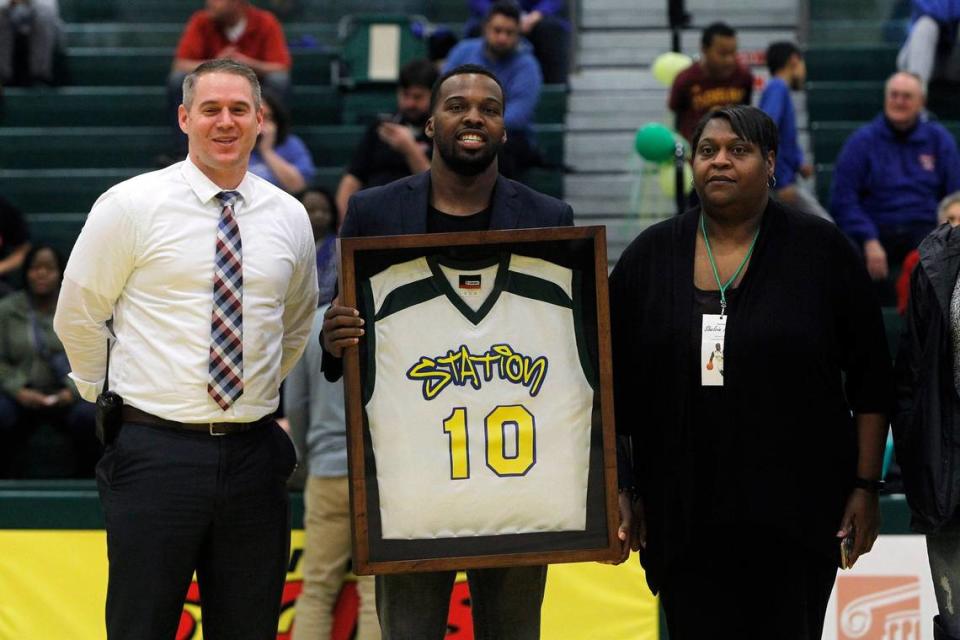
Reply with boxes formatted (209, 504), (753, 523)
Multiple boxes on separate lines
(442, 405), (536, 479)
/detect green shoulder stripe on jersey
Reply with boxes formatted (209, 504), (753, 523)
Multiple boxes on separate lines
(571, 269), (598, 389)
(374, 278), (442, 322)
(360, 280), (378, 404)
(505, 271), (573, 309)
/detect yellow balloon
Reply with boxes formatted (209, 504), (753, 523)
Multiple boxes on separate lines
(658, 163), (693, 197)
(652, 52), (693, 87)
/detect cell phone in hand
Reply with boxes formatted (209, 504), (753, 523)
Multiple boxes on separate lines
(840, 531), (855, 569)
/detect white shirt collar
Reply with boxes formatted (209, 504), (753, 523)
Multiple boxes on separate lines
(180, 156), (255, 210)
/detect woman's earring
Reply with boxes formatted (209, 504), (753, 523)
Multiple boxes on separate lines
(769, 174), (777, 189)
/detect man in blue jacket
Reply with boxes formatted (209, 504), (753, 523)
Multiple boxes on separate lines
(443, 1), (543, 178)
(759, 41), (831, 221)
(831, 71), (960, 302)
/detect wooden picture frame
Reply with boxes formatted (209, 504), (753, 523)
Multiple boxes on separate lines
(338, 226), (618, 574)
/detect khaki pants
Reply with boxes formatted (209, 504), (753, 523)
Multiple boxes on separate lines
(293, 476), (380, 640)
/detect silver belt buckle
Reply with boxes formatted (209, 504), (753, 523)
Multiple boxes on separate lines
(209, 423), (229, 436)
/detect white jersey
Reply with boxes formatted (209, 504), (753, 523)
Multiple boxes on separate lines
(361, 253), (595, 540)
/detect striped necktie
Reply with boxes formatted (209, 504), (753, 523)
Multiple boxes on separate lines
(208, 190), (243, 410)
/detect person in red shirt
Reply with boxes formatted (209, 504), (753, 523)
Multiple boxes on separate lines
(165, 0), (291, 155)
(669, 22), (754, 144)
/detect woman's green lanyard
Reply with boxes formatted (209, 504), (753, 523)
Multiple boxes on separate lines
(700, 214), (760, 317)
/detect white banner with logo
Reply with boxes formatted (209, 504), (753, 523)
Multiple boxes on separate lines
(823, 535), (934, 640)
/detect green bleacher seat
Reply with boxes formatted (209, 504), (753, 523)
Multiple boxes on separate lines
(0, 127), (171, 169)
(522, 168), (563, 199)
(26, 213), (88, 259)
(0, 86), (340, 128)
(57, 0), (469, 24)
(805, 45), (898, 82)
(62, 48), (335, 86)
(809, 0), (903, 20)
(0, 169), (139, 213)
(62, 23), (339, 49)
(807, 19), (908, 45)
(815, 164), (833, 206)
(809, 81), (960, 122)
(807, 82), (883, 122)
(813, 121), (960, 165)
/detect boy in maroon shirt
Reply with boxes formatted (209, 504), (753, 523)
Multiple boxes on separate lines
(669, 22), (754, 143)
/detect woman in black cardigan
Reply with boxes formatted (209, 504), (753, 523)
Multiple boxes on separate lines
(609, 106), (892, 638)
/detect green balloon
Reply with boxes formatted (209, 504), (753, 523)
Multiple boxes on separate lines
(635, 123), (677, 163)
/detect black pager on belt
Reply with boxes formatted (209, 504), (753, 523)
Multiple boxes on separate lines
(95, 338), (123, 445)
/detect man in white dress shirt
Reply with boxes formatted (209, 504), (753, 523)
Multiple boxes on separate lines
(54, 59), (318, 640)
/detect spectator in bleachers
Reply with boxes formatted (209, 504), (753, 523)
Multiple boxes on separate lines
(165, 0), (291, 155)
(171, 0), (290, 96)
(464, 0), (569, 84)
(896, 191), (960, 314)
(0, 0), (59, 86)
(897, 0), (960, 90)
(301, 187), (337, 306)
(443, 1), (543, 179)
(669, 22), (754, 144)
(0, 195), (31, 296)
(0, 244), (97, 478)
(287, 186), (378, 640)
(248, 91), (315, 193)
(286, 302), (380, 640)
(831, 71), (960, 304)
(759, 41), (831, 221)
(335, 59), (437, 220)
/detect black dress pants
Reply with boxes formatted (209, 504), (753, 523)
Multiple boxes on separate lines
(96, 419), (297, 640)
(659, 533), (838, 640)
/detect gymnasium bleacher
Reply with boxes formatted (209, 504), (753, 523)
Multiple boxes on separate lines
(0, 0), (568, 268)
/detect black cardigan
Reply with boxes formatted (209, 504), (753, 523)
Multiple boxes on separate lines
(609, 199), (892, 592)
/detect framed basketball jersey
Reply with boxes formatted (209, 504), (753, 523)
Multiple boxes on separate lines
(339, 227), (619, 574)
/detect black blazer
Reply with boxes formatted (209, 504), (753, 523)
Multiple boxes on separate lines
(322, 171), (574, 380)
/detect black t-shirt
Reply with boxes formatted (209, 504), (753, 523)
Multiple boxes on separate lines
(426, 205), (492, 234)
(347, 118), (432, 189)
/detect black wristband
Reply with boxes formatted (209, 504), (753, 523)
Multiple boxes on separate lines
(853, 477), (885, 494)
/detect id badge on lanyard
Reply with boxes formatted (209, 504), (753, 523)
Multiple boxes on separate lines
(701, 314), (726, 386)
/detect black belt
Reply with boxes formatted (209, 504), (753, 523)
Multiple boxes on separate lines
(121, 406), (270, 436)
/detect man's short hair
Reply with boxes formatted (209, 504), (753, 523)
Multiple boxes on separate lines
(399, 58), (439, 90)
(701, 21), (737, 49)
(485, 0), (521, 24)
(182, 59), (262, 111)
(766, 41), (801, 75)
(429, 64), (506, 114)
(691, 105), (779, 159)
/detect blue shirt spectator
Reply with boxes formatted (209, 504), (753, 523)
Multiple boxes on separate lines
(249, 91), (316, 193)
(832, 115), (960, 242)
(464, 0), (569, 83)
(760, 77), (802, 188)
(832, 72), (960, 302)
(443, 38), (541, 134)
(249, 135), (316, 190)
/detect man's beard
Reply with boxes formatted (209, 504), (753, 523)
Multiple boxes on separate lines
(436, 131), (503, 176)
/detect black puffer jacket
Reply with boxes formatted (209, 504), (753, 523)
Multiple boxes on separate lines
(896, 223), (960, 533)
